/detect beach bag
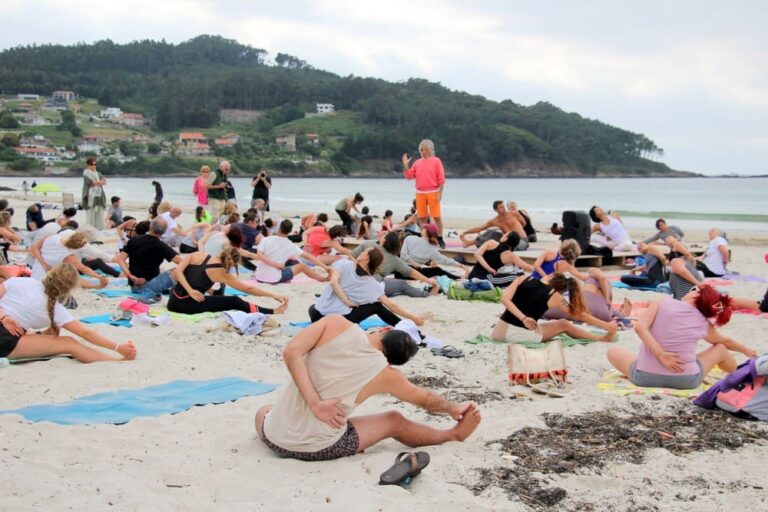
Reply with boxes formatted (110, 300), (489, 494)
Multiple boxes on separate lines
(507, 340), (567, 386)
(447, 285), (502, 303)
(715, 375), (768, 420)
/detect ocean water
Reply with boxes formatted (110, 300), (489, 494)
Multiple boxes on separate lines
(4, 176), (766, 234)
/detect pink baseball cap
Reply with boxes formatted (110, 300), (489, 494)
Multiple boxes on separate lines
(424, 223), (439, 236)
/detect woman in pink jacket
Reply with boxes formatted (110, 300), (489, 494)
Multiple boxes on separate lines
(193, 165), (210, 207)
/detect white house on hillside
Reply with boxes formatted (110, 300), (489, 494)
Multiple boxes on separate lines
(316, 103), (335, 114)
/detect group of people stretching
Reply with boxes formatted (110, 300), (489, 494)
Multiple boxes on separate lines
(1, 146), (763, 469)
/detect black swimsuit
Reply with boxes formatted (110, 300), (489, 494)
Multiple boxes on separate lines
(167, 255), (274, 315)
(500, 277), (554, 327)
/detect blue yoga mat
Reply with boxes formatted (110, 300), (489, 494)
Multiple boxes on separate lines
(93, 289), (142, 298)
(611, 281), (658, 292)
(225, 288), (248, 296)
(80, 313), (132, 328)
(0, 377), (276, 425)
(289, 316), (388, 330)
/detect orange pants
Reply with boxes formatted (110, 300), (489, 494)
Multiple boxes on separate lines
(415, 191), (441, 219)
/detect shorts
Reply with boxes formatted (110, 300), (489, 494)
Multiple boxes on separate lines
(502, 322), (543, 344)
(0, 323), (22, 358)
(629, 360), (703, 389)
(277, 266), (294, 283)
(415, 191), (441, 219)
(262, 421), (360, 461)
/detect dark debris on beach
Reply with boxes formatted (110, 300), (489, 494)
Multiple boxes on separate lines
(467, 403), (767, 510)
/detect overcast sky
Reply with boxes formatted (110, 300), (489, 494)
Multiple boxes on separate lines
(3, 0), (766, 175)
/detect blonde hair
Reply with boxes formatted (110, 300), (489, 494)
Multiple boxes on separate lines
(0, 211), (11, 228)
(223, 203), (238, 216)
(42, 263), (80, 334)
(200, 165), (211, 174)
(64, 232), (89, 250)
(157, 201), (172, 215)
(559, 239), (581, 264)
(219, 247), (241, 274)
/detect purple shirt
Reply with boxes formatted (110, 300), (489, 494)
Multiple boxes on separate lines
(636, 298), (709, 375)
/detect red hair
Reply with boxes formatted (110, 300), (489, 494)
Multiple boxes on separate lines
(694, 284), (733, 326)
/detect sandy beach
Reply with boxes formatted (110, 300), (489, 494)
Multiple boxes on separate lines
(1, 196), (767, 511)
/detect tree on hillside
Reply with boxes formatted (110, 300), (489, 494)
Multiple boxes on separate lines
(57, 110), (81, 136)
(0, 112), (20, 129)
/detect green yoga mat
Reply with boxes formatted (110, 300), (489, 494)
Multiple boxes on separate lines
(153, 307), (218, 323)
(464, 332), (616, 349)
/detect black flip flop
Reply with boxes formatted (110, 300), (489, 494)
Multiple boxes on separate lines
(379, 451), (430, 485)
(430, 345), (465, 358)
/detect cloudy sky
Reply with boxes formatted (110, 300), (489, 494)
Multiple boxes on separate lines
(3, 0), (766, 175)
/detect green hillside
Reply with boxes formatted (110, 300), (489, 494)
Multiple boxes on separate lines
(0, 35), (687, 177)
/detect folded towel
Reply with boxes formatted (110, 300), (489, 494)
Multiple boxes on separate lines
(222, 311), (269, 335)
(0, 377), (277, 425)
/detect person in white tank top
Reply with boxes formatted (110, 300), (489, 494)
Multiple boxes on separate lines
(255, 315), (481, 461)
(589, 205), (633, 252)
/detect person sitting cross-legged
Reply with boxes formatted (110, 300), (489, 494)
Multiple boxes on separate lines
(255, 314), (481, 461)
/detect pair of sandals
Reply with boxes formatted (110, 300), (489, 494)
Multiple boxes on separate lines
(379, 452), (430, 486)
(531, 380), (574, 398)
(430, 345), (464, 358)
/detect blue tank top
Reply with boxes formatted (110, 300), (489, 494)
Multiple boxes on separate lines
(531, 253), (562, 279)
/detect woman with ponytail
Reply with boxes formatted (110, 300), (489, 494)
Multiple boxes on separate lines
(607, 284), (756, 389)
(0, 264), (136, 362)
(491, 273), (617, 343)
(168, 247), (288, 315)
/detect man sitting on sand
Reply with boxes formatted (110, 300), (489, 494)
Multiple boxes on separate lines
(255, 315), (481, 461)
(460, 200), (528, 250)
(117, 217), (182, 300)
(252, 219), (330, 284)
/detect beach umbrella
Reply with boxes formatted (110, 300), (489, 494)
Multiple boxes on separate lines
(31, 183), (61, 193)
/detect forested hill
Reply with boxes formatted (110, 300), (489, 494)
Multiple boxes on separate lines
(0, 35), (685, 176)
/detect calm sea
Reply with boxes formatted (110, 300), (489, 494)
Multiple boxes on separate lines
(4, 176), (766, 234)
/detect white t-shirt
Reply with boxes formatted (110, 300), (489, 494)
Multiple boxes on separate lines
(254, 236), (303, 283)
(602, 217), (631, 243)
(160, 212), (179, 243)
(314, 259), (384, 316)
(0, 278), (74, 329)
(25, 222), (62, 265)
(702, 236), (728, 275)
(31, 234), (74, 280)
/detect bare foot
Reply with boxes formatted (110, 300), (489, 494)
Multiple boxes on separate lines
(620, 297), (633, 316)
(274, 302), (289, 314)
(429, 284), (440, 296)
(451, 406), (481, 442)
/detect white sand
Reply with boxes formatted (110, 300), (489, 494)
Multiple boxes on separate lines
(1, 197), (767, 511)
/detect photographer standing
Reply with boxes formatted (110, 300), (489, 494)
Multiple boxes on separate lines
(251, 169), (272, 211)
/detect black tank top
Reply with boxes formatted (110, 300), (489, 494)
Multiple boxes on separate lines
(468, 243), (507, 279)
(172, 255), (224, 298)
(500, 277), (554, 327)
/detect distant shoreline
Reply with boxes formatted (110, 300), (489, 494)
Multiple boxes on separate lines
(2, 172), (764, 179)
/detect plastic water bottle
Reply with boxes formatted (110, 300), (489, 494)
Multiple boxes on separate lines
(0, 357), (10, 369)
